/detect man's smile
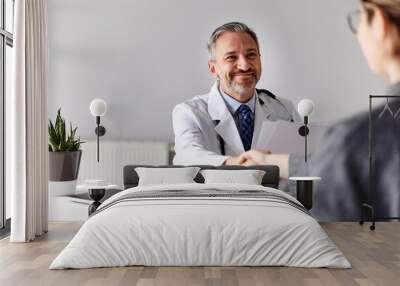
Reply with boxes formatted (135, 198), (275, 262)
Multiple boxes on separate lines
(231, 72), (256, 79)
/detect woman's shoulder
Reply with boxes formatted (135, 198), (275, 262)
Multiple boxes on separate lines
(323, 104), (396, 154)
(325, 110), (369, 139)
(328, 102), (396, 134)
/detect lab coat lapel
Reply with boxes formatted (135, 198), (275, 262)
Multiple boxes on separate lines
(252, 93), (273, 149)
(208, 82), (245, 154)
(215, 113), (245, 154)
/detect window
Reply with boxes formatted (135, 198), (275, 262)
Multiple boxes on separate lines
(0, 0), (14, 232)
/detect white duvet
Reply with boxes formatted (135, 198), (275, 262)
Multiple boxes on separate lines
(50, 183), (351, 269)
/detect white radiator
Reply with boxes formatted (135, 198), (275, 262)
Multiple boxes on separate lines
(77, 141), (170, 189)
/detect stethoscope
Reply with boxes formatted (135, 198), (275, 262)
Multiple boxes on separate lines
(214, 88), (294, 155)
(255, 88), (295, 123)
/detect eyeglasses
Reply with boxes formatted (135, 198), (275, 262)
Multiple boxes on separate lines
(347, 9), (362, 34)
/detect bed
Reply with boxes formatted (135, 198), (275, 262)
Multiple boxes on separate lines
(50, 165), (350, 269)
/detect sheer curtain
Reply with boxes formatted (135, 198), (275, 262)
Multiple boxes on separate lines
(10, 0), (49, 242)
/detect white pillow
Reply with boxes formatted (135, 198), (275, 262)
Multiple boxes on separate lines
(135, 167), (200, 186)
(200, 169), (266, 185)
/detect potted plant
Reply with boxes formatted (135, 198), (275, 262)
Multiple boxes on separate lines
(48, 109), (84, 181)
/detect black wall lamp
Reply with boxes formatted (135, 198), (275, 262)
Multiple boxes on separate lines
(89, 99), (107, 162)
(297, 99), (315, 163)
(290, 99), (319, 211)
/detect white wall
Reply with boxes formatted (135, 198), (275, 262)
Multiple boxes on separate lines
(47, 0), (386, 142)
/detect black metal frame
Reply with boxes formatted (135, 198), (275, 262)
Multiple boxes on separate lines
(360, 95), (400, 230)
(0, 217), (10, 238)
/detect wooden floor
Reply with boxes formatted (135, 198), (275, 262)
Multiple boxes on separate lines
(0, 222), (399, 286)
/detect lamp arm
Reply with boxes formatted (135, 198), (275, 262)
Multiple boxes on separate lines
(304, 116), (308, 163)
(97, 116), (100, 162)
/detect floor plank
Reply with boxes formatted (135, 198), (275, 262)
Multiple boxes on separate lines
(0, 222), (399, 286)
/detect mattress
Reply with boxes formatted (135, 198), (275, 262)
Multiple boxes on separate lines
(50, 183), (351, 269)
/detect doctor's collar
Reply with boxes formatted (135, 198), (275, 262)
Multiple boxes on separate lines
(217, 83), (256, 115)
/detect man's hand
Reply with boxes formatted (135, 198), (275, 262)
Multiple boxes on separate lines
(225, 150), (289, 179)
(242, 159), (258, 166)
(224, 149), (271, 166)
(239, 149), (290, 179)
(238, 149), (271, 164)
(224, 155), (247, 165)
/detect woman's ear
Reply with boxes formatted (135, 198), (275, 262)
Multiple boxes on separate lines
(371, 6), (389, 40)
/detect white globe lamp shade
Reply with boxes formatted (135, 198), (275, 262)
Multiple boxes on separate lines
(297, 99), (314, 117)
(90, 99), (107, 117)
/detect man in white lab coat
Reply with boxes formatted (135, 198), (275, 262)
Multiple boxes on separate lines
(173, 22), (300, 166)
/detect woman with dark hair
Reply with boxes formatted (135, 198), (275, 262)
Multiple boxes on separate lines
(241, 0), (400, 221)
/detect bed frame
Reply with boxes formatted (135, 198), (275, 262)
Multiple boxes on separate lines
(123, 165), (280, 189)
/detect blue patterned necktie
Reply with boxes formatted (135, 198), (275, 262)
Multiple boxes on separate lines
(237, 104), (254, 151)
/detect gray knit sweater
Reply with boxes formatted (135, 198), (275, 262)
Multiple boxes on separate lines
(289, 83), (400, 221)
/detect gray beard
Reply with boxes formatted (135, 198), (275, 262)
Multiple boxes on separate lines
(227, 81), (255, 96)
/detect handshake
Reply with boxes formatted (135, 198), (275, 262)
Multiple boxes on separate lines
(224, 150), (290, 179)
(225, 149), (271, 166)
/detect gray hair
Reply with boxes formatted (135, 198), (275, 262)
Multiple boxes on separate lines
(207, 22), (260, 60)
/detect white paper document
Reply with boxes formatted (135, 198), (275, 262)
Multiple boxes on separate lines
(255, 120), (328, 154)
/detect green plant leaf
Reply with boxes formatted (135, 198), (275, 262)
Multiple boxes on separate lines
(48, 108), (84, 152)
